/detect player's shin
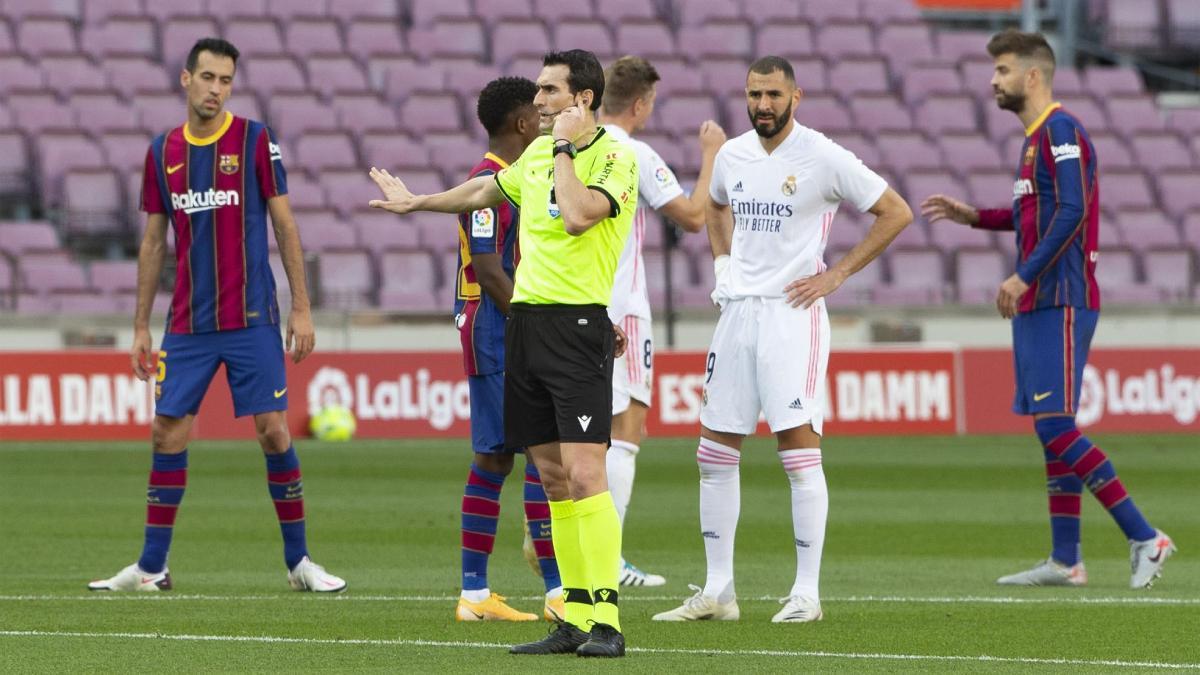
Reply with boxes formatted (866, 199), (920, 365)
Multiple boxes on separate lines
(138, 450), (188, 574)
(265, 446), (309, 570)
(549, 499), (592, 628)
(606, 440), (638, 525)
(779, 448), (827, 600)
(575, 491), (623, 632)
(698, 438), (740, 603)
(1045, 450), (1083, 565)
(522, 462), (562, 593)
(461, 463), (505, 597)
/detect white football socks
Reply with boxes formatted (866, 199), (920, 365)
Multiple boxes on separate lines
(697, 437), (741, 604)
(606, 439), (639, 526)
(779, 448), (828, 600)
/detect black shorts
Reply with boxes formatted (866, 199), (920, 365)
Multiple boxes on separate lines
(504, 303), (614, 448)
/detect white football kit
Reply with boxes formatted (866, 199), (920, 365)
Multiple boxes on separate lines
(604, 124), (684, 415)
(701, 123), (887, 434)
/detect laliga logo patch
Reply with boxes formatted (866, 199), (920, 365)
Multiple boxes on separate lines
(654, 166), (674, 187)
(781, 175), (797, 196)
(219, 153), (239, 175)
(470, 209), (494, 237)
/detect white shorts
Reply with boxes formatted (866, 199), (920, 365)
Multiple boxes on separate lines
(700, 297), (829, 435)
(612, 314), (653, 415)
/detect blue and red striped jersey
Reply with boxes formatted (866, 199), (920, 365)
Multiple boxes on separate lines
(974, 103), (1101, 313)
(142, 112), (288, 334)
(454, 153), (519, 376)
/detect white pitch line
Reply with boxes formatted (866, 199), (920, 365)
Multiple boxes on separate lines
(3, 593), (1200, 605)
(0, 629), (1195, 670)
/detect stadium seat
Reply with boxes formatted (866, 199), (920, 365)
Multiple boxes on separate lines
(267, 92), (338, 137)
(1129, 131), (1194, 171)
(18, 18), (76, 58)
(642, 250), (696, 311)
(409, 0), (473, 26)
(491, 20), (552, 67)
(104, 56), (173, 93)
(268, 0), (329, 20)
(317, 248), (376, 309)
(358, 132), (431, 171)
(1155, 170), (1200, 220)
(1097, 248), (1161, 303)
(901, 64), (964, 104)
(936, 134), (1004, 172)
(615, 21), (677, 59)
(63, 169), (126, 235)
(377, 250), (441, 312)
(351, 210), (422, 257)
(286, 19), (345, 59)
(332, 94), (397, 136)
(300, 218), (360, 253)
(1088, 131), (1136, 170)
(207, 0), (267, 16)
(832, 245), (883, 306)
(80, 17), (158, 59)
(160, 18), (221, 68)
(554, 20), (616, 59)
(647, 58), (704, 98)
(281, 173), (329, 211)
(411, 212), (459, 252)
(1086, 67), (1144, 96)
(1058, 96), (1110, 131)
(37, 133), (107, 206)
(1168, 108), (1200, 136)
(876, 248), (947, 305)
(295, 131), (360, 172)
(964, 168), (1014, 208)
(828, 131), (881, 167)
(473, 0), (533, 23)
(20, 252), (90, 293)
(601, 0), (662, 27)
(70, 94), (139, 135)
(398, 91), (463, 134)
(305, 55), (372, 97)
(955, 248), (1009, 304)
(805, 0), (862, 23)
(319, 169), (390, 218)
(877, 131), (943, 173)
(133, 92), (186, 132)
(0, 132), (32, 197)
(40, 56), (108, 97)
(829, 58), (891, 96)
(379, 55), (432, 97)
(936, 30), (994, 62)
(679, 20), (755, 60)
(344, 20), (405, 61)
(915, 94), (980, 135)
(1104, 0), (1163, 51)
(224, 20), (285, 58)
(82, 0), (142, 23)
(755, 21), (817, 60)
(1105, 95), (1166, 134)
(797, 94), (855, 134)
(0, 55), (46, 94)
(877, 21), (937, 71)
(409, 19), (486, 60)
(533, 0), (594, 22)
(1051, 68), (1086, 97)
(657, 93), (720, 135)
(1143, 249), (1194, 301)
(849, 94), (914, 134)
(88, 260), (139, 294)
(1113, 208), (1183, 252)
(1101, 169), (1155, 211)
(0, 221), (60, 256)
(816, 20), (876, 60)
(675, 0), (743, 26)
(739, 0), (804, 25)
(242, 56), (307, 97)
(8, 92), (74, 133)
(15, 292), (60, 315)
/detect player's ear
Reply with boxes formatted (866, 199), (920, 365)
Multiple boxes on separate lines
(180, 69), (191, 88)
(577, 90), (593, 111)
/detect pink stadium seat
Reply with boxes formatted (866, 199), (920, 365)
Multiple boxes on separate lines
(1088, 132), (1136, 170)
(18, 18), (76, 58)
(397, 170), (446, 196)
(306, 55), (371, 96)
(1113, 208), (1182, 252)
(877, 131), (943, 173)
(648, 58), (705, 98)
(409, 0), (473, 26)
(1155, 171), (1200, 220)
(916, 94), (979, 135)
(740, 0), (804, 25)
(700, 58), (753, 98)
(805, 0), (862, 23)
(1104, 0), (1162, 50)
(350, 210), (422, 256)
(68, 93), (139, 133)
(318, 170), (388, 218)
(602, 0), (661, 26)
(57, 290), (122, 314)
(965, 168), (1014, 208)
(424, 134), (484, 178)
(0, 132), (32, 196)
(160, 18), (220, 67)
(15, 292), (60, 315)
(40, 56), (107, 97)
(38, 133), (107, 205)
(643, 250), (696, 311)
(901, 64), (964, 104)
(936, 134), (1004, 172)
(267, 0), (328, 19)
(829, 58), (890, 96)
(399, 91), (463, 134)
(680, 20), (755, 59)
(63, 169), (126, 234)
(1097, 248), (1161, 303)
(1100, 169), (1155, 211)
(295, 132), (359, 172)
(0, 221), (60, 256)
(329, 0), (402, 21)
(281, 174), (329, 210)
(876, 248), (947, 305)
(267, 92), (338, 138)
(378, 250), (440, 311)
(755, 21), (816, 59)
(83, 0), (142, 23)
(533, 0), (594, 22)
(1166, 0), (1200, 47)
(955, 248), (1009, 304)
(81, 17), (157, 59)
(358, 132), (431, 171)
(815, 20), (876, 60)
(862, 0), (922, 26)
(877, 21), (936, 71)
(20, 252), (90, 293)
(409, 19), (486, 60)
(225, 19), (285, 58)
(960, 56), (997, 98)
(554, 21), (616, 58)
(227, 96), (265, 125)
(828, 132), (881, 167)
(7, 92), (74, 133)
(344, 21), (404, 60)
(887, 219), (932, 250)
(825, 214), (864, 251)
(207, 0), (268, 15)
(412, 212), (459, 252)
(332, 94), (397, 135)
(0, 22), (15, 56)
(1129, 131), (1194, 171)
(88, 260), (140, 293)
(0, 257), (14, 300)
(657, 93), (720, 135)
(937, 30), (994, 61)
(317, 248), (375, 309)
(491, 20), (552, 66)
(1105, 95), (1165, 134)
(474, 0), (535, 23)
(832, 245), (882, 306)
(1048, 68), (1085, 97)
(132, 92), (184, 133)
(105, 57), (173, 93)
(1143, 249), (1193, 302)
(797, 94), (855, 134)
(849, 94), (914, 134)
(1167, 108), (1200, 136)
(615, 21), (677, 59)
(285, 19), (344, 59)
(377, 55), (428, 96)
(675, 0), (742, 25)
(301, 219), (360, 253)
(242, 56), (307, 97)
(5, 0), (80, 19)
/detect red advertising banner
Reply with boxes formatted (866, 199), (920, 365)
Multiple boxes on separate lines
(2, 348), (1197, 441)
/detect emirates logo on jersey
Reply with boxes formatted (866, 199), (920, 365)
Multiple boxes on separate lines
(219, 154), (239, 175)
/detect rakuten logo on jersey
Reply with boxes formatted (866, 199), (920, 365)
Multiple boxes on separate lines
(1013, 179), (1034, 197)
(307, 366), (469, 430)
(1077, 363), (1200, 427)
(170, 188), (240, 215)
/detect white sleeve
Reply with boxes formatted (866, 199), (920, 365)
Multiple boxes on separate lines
(637, 143), (684, 209)
(708, 148), (729, 205)
(822, 140), (888, 213)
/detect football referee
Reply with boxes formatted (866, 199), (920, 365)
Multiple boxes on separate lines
(368, 49), (638, 658)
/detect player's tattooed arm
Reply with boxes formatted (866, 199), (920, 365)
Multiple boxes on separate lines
(269, 195), (315, 364)
(368, 170), (503, 214)
(786, 187), (912, 308)
(131, 212), (168, 380)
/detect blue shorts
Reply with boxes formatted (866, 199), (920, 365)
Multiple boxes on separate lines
(1011, 306), (1098, 415)
(156, 324), (288, 418)
(469, 372), (521, 455)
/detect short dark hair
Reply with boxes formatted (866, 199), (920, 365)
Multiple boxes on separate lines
(476, 76), (537, 136)
(748, 55), (795, 84)
(986, 29), (1056, 80)
(542, 49), (605, 111)
(186, 37), (240, 72)
(602, 55), (661, 115)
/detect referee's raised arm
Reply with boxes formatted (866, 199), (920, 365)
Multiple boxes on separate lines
(366, 167), (504, 215)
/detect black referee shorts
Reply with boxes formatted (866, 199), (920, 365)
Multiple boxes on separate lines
(504, 303), (614, 448)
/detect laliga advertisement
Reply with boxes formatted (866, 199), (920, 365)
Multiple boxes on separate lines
(2, 348), (1199, 440)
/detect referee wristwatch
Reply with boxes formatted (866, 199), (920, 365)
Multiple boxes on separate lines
(552, 138), (577, 160)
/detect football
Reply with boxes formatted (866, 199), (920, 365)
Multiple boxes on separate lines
(309, 405), (357, 442)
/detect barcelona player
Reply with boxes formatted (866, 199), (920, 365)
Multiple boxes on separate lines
(452, 76), (565, 623)
(89, 38), (345, 592)
(921, 29), (1173, 588)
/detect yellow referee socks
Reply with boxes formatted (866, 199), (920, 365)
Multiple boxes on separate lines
(548, 499), (592, 629)
(575, 491), (623, 632)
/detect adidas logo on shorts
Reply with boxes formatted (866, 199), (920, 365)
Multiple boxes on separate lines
(788, 398), (804, 410)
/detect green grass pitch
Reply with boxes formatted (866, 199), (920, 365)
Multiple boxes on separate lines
(0, 434), (1196, 672)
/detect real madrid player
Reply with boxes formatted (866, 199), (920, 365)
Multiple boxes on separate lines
(653, 56), (912, 623)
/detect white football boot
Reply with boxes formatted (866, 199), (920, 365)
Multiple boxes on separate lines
(996, 558), (1087, 586)
(771, 595), (824, 623)
(1130, 530), (1175, 589)
(652, 584), (739, 621)
(287, 556), (347, 592)
(619, 558), (666, 587)
(87, 562), (172, 592)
